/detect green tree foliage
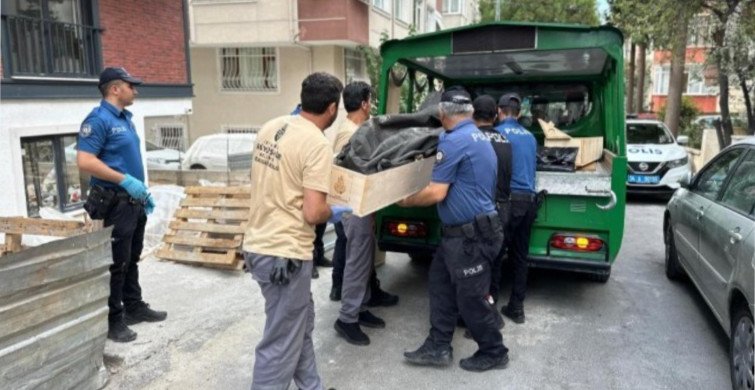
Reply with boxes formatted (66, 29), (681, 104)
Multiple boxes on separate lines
(658, 96), (703, 148)
(478, 0), (599, 25)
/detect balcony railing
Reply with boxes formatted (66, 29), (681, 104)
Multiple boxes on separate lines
(3, 14), (102, 78)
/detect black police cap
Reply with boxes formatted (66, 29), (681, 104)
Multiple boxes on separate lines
(472, 95), (498, 120)
(99, 67), (143, 87)
(498, 92), (522, 109)
(440, 87), (472, 105)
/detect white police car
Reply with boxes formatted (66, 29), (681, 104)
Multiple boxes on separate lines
(626, 119), (691, 196)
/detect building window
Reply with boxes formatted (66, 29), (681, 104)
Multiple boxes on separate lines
(220, 47), (278, 92)
(442, 0), (461, 14)
(653, 65), (671, 95)
(653, 64), (718, 96)
(344, 48), (366, 84)
(21, 134), (88, 217)
(223, 125), (260, 134)
(2, 0), (102, 78)
(154, 124), (187, 151)
(372, 0), (390, 13)
(394, 0), (409, 22)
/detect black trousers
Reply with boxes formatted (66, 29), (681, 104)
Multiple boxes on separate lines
(507, 199), (538, 309)
(313, 223), (327, 262)
(330, 221), (347, 286)
(489, 201), (511, 302)
(104, 198), (146, 324)
(427, 217), (507, 358)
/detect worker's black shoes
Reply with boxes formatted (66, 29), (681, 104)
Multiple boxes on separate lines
(125, 302), (167, 325)
(464, 312), (504, 339)
(329, 285), (341, 301)
(501, 305), (525, 324)
(358, 310), (386, 329)
(334, 320), (370, 346)
(108, 321), (137, 343)
(315, 256), (333, 268)
(366, 287), (399, 307)
(404, 343), (453, 366)
(311, 266), (319, 279)
(459, 352), (509, 372)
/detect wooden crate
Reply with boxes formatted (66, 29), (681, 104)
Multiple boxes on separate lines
(156, 186), (251, 270)
(0, 217), (102, 256)
(539, 119), (603, 167)
(328, 158), (435, 217)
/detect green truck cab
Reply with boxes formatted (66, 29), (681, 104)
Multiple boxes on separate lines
(374, 23), (626, 282)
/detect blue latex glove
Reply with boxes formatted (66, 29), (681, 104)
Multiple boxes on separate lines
(145, 195), (155, 215)
(328, 206), (352, 224)
(119, 174), (149, 201)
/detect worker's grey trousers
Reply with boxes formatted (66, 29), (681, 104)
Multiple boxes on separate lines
(339, 214), (374, 323)
(243, 252), (323, 390)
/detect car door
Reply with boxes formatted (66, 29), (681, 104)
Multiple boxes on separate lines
(697, 148), (755, 319)
(674, 148), (747, 284)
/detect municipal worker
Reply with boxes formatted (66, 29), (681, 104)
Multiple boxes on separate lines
(399, 88), (509, 372)
(332, 81), (394, 346)
(495, 93), (537, 324)
(77, 67), (167, 343)
(472, 95), (512, 305)
(242, 72), (350, 390)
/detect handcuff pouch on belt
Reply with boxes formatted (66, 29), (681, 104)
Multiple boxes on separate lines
(83, 185), (117, 220)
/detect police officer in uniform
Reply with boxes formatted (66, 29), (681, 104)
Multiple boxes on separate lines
(495, 93), (537, 324)
(77, 67), (167, 343)
(399, 89), (509, 372)
(242, 72), (349, 390)
(472, 95), (513, 305)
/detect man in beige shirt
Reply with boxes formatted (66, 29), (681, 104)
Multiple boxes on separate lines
(242, 72), (350, 390)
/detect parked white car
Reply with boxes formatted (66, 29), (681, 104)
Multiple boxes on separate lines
(65, 140), (183, 170)
(626, 119), (692, 196)
(182, 134), (257, 170)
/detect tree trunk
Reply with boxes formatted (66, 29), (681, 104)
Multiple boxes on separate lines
(713, 28), (734, 146)
(664, 21), (689, 137)
(636, 42), (646, 113)
(628, 43), (636, 113)
(739, 75), (755, 135)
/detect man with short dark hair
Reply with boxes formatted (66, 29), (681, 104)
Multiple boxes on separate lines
(495, 92), (537, 324)
(78, 67), (167, 343)
(399, 88), (509, 372)
(242, 72), (349, 390)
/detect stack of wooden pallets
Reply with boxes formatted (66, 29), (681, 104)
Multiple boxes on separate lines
(156, 186), (251, 270)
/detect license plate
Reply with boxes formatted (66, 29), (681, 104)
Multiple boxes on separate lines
(628, 174), (660, 184)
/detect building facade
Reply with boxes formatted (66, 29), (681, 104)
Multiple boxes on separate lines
(185, 0), (448, 144)
(0, 0), (194, 217)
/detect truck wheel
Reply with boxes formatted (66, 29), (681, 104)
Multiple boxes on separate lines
(190, 164), (206, 170)
(730, 304), (754, 390)
(664, 220), (685, 281)
(587, 269), (611, 283)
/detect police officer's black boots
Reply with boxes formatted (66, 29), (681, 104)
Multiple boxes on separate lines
(501, 304), (525, 324)
(124, 302), (168, 325)
(334, 320), (370, 346)
(108, 321), (137, 343)
(404, 342), (453, 366)
(366, 277), (399, 307)
(459, 352), (509, 372)
(329, 285), (341, 301)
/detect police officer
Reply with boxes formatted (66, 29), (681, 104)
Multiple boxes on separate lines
(472, 95), (512, 305)
(242, 72), (350, 390)
(77, 67), (167, 343)
(399, 88), (509, 372)
(495, 93), (537, 324)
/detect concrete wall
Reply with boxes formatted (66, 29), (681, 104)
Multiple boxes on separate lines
(190, 0), (294, 45)
(0, 98), (192, 217)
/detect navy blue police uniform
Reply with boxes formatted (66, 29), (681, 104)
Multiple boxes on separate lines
(495, 94), (538, 320)
(426, 117), (508, 360)
(79, 98), (147, 326)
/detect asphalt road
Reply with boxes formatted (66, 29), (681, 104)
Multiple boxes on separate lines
(104, 198), (731, 390)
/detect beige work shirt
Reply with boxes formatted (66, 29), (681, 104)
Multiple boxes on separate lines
(243, 115), (332, 260)
(332, 118), (359, 154)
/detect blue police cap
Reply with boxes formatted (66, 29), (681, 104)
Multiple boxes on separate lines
(99, 67), (143, 87)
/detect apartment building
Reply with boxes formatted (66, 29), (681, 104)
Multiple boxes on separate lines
(184, 0), (456, 144)
(0, 0), (193, 217)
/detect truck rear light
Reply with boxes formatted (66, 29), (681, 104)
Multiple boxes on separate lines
(550, 234), (604, 252)
(387, 221), (427, 238)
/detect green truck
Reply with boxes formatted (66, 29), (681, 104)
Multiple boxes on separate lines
(374, 22), (627, 282)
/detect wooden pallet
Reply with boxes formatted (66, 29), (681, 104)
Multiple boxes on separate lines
(156, 186), (251, 270)
(0, 216), (102, 256)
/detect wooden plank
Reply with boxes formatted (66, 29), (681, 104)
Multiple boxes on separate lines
(0, 217), (89, 237)
(184, 186), (251, 195)
(180, 198), (250, 208)
(168, 221), (246, 234)
(4, 233), (22, 254)
(173, 209), (250, 220)
(163, 235), (241, 249)
(327, 158), (435, 217)
(156, 248), (237, 266)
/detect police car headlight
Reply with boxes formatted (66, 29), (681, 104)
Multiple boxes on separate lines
(666, 156), (688, 169)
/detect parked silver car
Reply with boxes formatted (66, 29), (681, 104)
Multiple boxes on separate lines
(664, 139), (754, 390)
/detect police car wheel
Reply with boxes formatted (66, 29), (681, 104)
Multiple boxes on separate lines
(664, 219), (685, 281)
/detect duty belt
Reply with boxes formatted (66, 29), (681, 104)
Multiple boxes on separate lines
(510, 192), (536, 202)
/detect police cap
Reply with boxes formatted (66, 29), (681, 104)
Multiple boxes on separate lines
(99, 67), (143, 87)
(441, 87), (472, 105)
(498, 92), (522, 109)
(472, 95), (498, 121)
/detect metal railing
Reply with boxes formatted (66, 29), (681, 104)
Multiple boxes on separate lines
(3, 14), (101, 78)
